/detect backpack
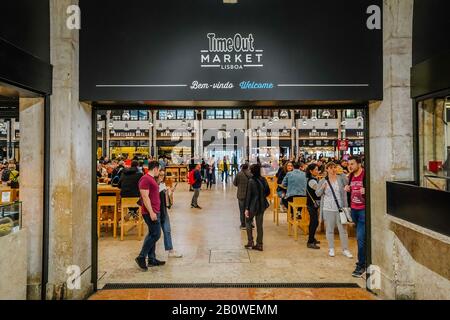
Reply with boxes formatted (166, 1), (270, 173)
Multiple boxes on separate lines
(188, 170), (196, 185)
(1, 169), (10, 182)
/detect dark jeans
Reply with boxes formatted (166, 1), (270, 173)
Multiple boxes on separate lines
(246, 212), (264, 245)
(351, 209), (366, 268)
(221, 170), (229, 183)
(307, 205), (319, 244)
(238, 199), (246, 227)
(139, 214), (161, 263)
(206, 172), (214, 188)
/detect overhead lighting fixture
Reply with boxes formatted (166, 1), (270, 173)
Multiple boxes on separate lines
(167, 112), (174, 120)
(341, 120), (347, 126)
(108, 120), (114, 128)
(268, 119), (273, 126)
(124, 123), (129, 131)
(110, 129), (115, 135)
(223, 0), (238, 4)
(311, 110), (318, 122)
(356, 111), (364, 121)
(272, 112), (280, 122)
(149, 121), (154, 127)
(282, 126), (288, 134)
(322, 110), (331, 118)
(302, 117), (308, 126)
(122, 111), (130, 120)
(280, 110), (289, 118)
(187, 123), (192, 131)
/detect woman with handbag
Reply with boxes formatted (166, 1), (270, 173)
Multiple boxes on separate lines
(316, 162), (353, 258)
(244, 164), (270, 251)
(306, 163), (321, 249)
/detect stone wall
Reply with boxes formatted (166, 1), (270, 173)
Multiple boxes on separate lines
(47, 0), (93, 300)
(369, 0), (450, 299)
(0, 230), (28, 300)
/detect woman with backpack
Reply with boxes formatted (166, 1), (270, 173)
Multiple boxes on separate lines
(244, 164), (270, 251)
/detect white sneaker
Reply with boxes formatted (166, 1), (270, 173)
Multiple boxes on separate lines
(343, 250), (353, 258)
(168, 250), (183, 258)
(328, 248), (335, 257)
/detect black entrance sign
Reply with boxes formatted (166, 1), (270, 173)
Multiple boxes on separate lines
(80, 0), (382, 102)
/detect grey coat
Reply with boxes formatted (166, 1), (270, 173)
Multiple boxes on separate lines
(315, 174), (349, 219)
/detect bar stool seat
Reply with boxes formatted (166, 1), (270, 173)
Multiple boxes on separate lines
(120, 197), (144, 240)
(287, 196), (310, 240)
(97, 196), (118, 238)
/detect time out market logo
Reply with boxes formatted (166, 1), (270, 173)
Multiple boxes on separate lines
(200, 33), (264, 70)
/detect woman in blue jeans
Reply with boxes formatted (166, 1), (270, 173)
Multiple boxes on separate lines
(158, 170), (183, 258)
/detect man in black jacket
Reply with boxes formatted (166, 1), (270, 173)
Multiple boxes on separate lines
(233, 163), (252, 229)
(118, 160), (143, 198)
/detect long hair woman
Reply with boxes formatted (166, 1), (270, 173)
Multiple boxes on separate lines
(315, 162), (353, 258)
(244, 164), (270, 251)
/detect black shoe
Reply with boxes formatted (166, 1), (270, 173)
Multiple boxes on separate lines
(307, 243), (320, 250)
(195, 205), (202, 209)
(252, 245), (263, 251)
(244, 242), (254, 249)
(352, 266), (365, 278)
(148, 259), (166, 267)
(135, 257), (148, 271)
(314, 239), (321, 244)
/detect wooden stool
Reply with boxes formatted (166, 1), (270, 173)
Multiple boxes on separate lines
(287, 196), (309, 240)
(179, 167), (188, 182)
(97, 196), (118, 238)
(120, 197), (144, 241)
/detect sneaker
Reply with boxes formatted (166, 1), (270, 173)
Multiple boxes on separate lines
(307, 243), (320, 250)
(328, 248), (335, 257)
(343, 250), (353, 258)
(148, 259), (166, 267)
(168, 251), (183, 258)
(135, 257), (148, 271)
(352, 266), (365, 278)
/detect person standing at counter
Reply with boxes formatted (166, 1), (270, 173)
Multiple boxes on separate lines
(135, 161), (165, 271)
(346, 156), (366, 277)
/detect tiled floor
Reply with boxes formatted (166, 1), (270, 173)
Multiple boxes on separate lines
(97, 181), (366, 296)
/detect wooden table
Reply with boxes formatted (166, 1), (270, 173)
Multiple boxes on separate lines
(97, 185), (121, 204)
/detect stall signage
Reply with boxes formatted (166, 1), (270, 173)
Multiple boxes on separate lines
(252, 130), (291, 138)
(110, 130), (149, 138)
(338, 139), (349, 151)
(158, 130), (193, 139)
(298, 129), (338, 139)
(80, 0), (382, 102)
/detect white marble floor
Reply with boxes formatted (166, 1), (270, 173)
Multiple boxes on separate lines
(98, 181), (363, 288)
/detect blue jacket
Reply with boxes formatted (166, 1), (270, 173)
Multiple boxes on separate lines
(282, 169), (307, 198)
(193, 169), (202, 189)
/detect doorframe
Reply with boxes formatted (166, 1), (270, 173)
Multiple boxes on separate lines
(90, 103), (372, 292)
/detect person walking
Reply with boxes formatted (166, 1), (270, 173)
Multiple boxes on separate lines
(206, 162), (214, 189)
(233, 163), (252, 229)
(244, 164), (270, 251)
(316, 162), (353, 258)
(305, 163), (321, 249)
(135, 161), (165, 271)
(158, 169), (183, 258)
(190, 163), (202, 209)
(346, 156), (366, 277)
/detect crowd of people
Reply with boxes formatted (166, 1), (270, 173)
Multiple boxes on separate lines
(232, 155), (367, 278)
(97, 152), (366, 278)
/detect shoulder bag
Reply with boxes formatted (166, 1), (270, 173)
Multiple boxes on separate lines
(327, 179), (353, 225)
